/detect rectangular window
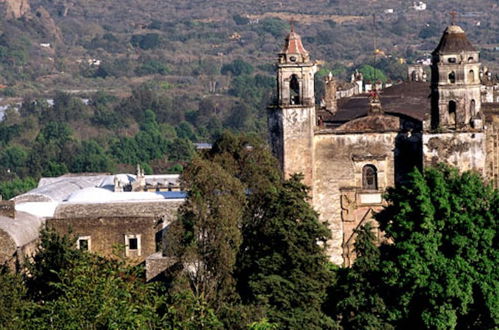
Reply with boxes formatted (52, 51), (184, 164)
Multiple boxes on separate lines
(128, 237), (138, 250)
(77, 236), (91, 251)
(124, 234), (141, 257)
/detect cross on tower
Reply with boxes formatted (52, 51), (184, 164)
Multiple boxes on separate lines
(450, 11), (458, 25)
(289, 18), (296, 32)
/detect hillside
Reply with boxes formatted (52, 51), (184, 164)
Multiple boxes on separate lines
(1, 0), (498, 95)
(0, 0), (499, 186)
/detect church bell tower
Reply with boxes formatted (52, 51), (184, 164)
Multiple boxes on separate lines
(430, 21), (482, 130)
(268, 27), (317, 187)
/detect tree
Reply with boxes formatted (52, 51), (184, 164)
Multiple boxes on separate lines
(70, 140), (115, 173)
(233, 14), (249, 25)
(43, 91), (88, 123)
(236, 174), (336, 329)
(176, 121), (197, 141)
(130, 33), (162, 50)
(221, 59), (254, 76)
(26, 254), (167, 329)
(0, 267), (29, 329)
(0, 177), (37, 200)
(205, 132), (281, 195)
(167, 138), (195, 162)
(166, 133), (335, 328)
(225, 102), (253, 131)
(27, 122), (73, 177)
(327, 223), (391, 329)
(375, 166), (499, 328)
(19, 230), (222, 329)
(357, 64), (388, 83)
(166, 157), (246, 309)
(26, 229), (83, 301)
(259, 18), (289, 38)
(0, 145), (28, 173)
(135, 59), (170, 76)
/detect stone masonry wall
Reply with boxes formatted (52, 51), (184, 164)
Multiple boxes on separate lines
(281, 106), (315, 187)
(423, 132), (486, 174)
(48, 216), (162, 264)
(486, 122), (499, 188)
(313, 132), (399, 265)
(0, 229), (16, 269)
(0, 201), (16, 218)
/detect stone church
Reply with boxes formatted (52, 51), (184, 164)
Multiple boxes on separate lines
(268, 23), (499, 265)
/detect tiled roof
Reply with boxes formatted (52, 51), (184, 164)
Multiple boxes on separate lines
(432, 24), (476, 55)
(281, 28), (308, 57)
(321, 81), (431, 127)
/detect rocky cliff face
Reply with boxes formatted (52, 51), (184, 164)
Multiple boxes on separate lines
(0, 0), (30, 19)
(33, 6), (63, 42)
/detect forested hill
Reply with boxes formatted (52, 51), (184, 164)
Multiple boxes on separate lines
(2, 0), (499, 95)
(1, 0), (499, 192)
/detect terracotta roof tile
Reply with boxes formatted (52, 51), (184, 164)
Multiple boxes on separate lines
(281, 29), (308, 57)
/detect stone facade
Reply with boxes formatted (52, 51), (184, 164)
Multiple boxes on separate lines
(269, 24), (499, 265)
(47, 200), (183, 264)
(0, 211), (44, 271)
(0, 200), (16, 218)
(9, 173), (185, 269)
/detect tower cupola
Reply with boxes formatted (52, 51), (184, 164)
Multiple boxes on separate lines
(279, 27), (310, 64)
(430, 20), (482, 130)
(432, 24), (476, 56)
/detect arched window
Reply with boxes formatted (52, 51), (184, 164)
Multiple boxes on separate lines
(411, 70), (418, 81)
(468, 70), (475, 83)
(448, 71), (456, 83)
(448, 100), (457, 127)
(470, 99), (476, 117)
(468, 56), (474, 62)
(362, 165), (378, 190)
(289, 75), (300, 105)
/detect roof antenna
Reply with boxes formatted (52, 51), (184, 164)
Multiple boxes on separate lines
(450, 11), (458, 25)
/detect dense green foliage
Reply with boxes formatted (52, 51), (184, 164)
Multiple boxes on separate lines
(237, 174), (335, 329)
(357, 64), (388, 83)
(329, 166), (499, 329)
(166, 132), (336, 328)
(0, 89), (199, 196)
(0, 229), (223, 329)
(0, 177), (37, 200)
(0, 134), (497, 329)
(0, 133), (337, 329)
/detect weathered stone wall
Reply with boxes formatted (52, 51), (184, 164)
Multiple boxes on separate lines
(0, 229), (17, 269)
(484, 111), (499, 188)
(423, 132), (486, 174)
(0, 201), (15, 218)
(281, 106), (316, 187)
(48, 216), (161, 264)
(145, 252), (176, 281)
(54, 201), (182, 219)
(434, 86), (481, 127)
(48, 199), (184, 264)
(313, 132), (400, 265)
(269, 105), (315, 187)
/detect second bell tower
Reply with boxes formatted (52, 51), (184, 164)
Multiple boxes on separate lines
(269, 27), (317, 187)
